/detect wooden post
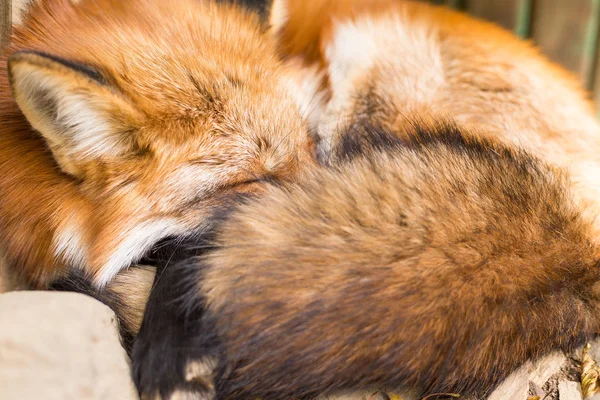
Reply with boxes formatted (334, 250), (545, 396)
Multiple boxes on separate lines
(466, 0), (525, 32)
(530, 0), (599, 89)
(0, 0), (10, 50)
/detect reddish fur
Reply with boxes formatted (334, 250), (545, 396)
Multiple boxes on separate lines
(271, 0), (600, 242)
(118, 2), (600, 398)
(0, 0), (315, 287)
(5, 1), (600, 397)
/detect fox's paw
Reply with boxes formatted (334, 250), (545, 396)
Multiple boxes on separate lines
(130, 239), (224, 400)
(131, 322), (218, 400)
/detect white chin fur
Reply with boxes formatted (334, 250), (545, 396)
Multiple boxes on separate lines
(92, 218), (185, 288)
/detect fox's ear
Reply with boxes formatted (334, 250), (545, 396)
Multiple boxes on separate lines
(269, 0), (288, 33)
(8, 51), (141, 178)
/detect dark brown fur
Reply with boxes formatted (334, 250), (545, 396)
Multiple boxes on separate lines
(200, 123), (600, 398)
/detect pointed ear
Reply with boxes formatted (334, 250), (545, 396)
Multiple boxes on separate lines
(269, 0), (288, 33)
(8, 51), (141, 178)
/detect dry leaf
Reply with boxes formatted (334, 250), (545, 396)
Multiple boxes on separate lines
(582, 343), (600, 398)
(526, 397), (540, 400)
(420, 393), (460, 400)
(387, 394), (403, 400)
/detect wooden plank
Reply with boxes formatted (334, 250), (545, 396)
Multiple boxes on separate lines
(466, 0), (521, 31)
(446, 0), (465, 10)
(439, 0), (533, 38)
(530, 0), (599, 88)
(583, 0), (600, 92)
(0, 0), (11, 50)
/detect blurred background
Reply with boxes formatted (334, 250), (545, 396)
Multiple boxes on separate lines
(0, 0), (599, 114)
(425, 0), (600, 117)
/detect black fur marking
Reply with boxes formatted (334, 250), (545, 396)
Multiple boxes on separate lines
(335, 117), (538, 172)
(335, 123), (404, 161)
(33, 86), (61, 123)
(131, 240), (221, 399)
(14, 50), (107, 85)
(333, 83), (401, 161)
(218, 0), (272, 22)
(131, 201), (246, 399)
(398, 118), (547, 177)
(50, 270), (137, 352)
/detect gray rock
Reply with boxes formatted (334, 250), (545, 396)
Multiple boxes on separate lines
(530, 352), (568, 389)
(484, 350), (568, 400)
(0, 291), (138, 400)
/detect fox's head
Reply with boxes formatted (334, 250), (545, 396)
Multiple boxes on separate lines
(7, 0), (316, 286)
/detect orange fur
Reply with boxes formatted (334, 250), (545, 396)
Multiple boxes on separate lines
(0, 0), (315, 287)
(125, 119), (600, 399)
(111, 2), (600, 397)
(271, 0), (600, 242)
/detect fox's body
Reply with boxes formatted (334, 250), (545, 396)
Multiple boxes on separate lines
(122, 1), (600, 399)
(127, 121), (600, 399)
(212, 131), (600, 398)
(0, 0), (314, 287)
(6, 0), (600, 398)
(272, 0), (600, 238)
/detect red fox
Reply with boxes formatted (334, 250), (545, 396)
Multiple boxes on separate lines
(109, 0), (600, 399)
(0, 0), (317, 288)
(124, 121), (600, 400)
(8, 0), (600, 398)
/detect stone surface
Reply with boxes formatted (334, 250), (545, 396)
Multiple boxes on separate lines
(484, 350), (569, 400)
(0, 291), (138, 400)
(558, 381), (583, 400)
(487, 359), (532, 400)
(530, 352), (568, 388)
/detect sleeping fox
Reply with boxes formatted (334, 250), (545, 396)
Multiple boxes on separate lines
(125, 118), (600, 400)
(0, 0), (317, 288)
(7, 0), (600, 398)
(113, 0), (600, 399)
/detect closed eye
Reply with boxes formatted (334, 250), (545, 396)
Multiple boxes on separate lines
(181, 176), (272, 209)
(222, 176), (275, 190)
(188, 157), (225, 166)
